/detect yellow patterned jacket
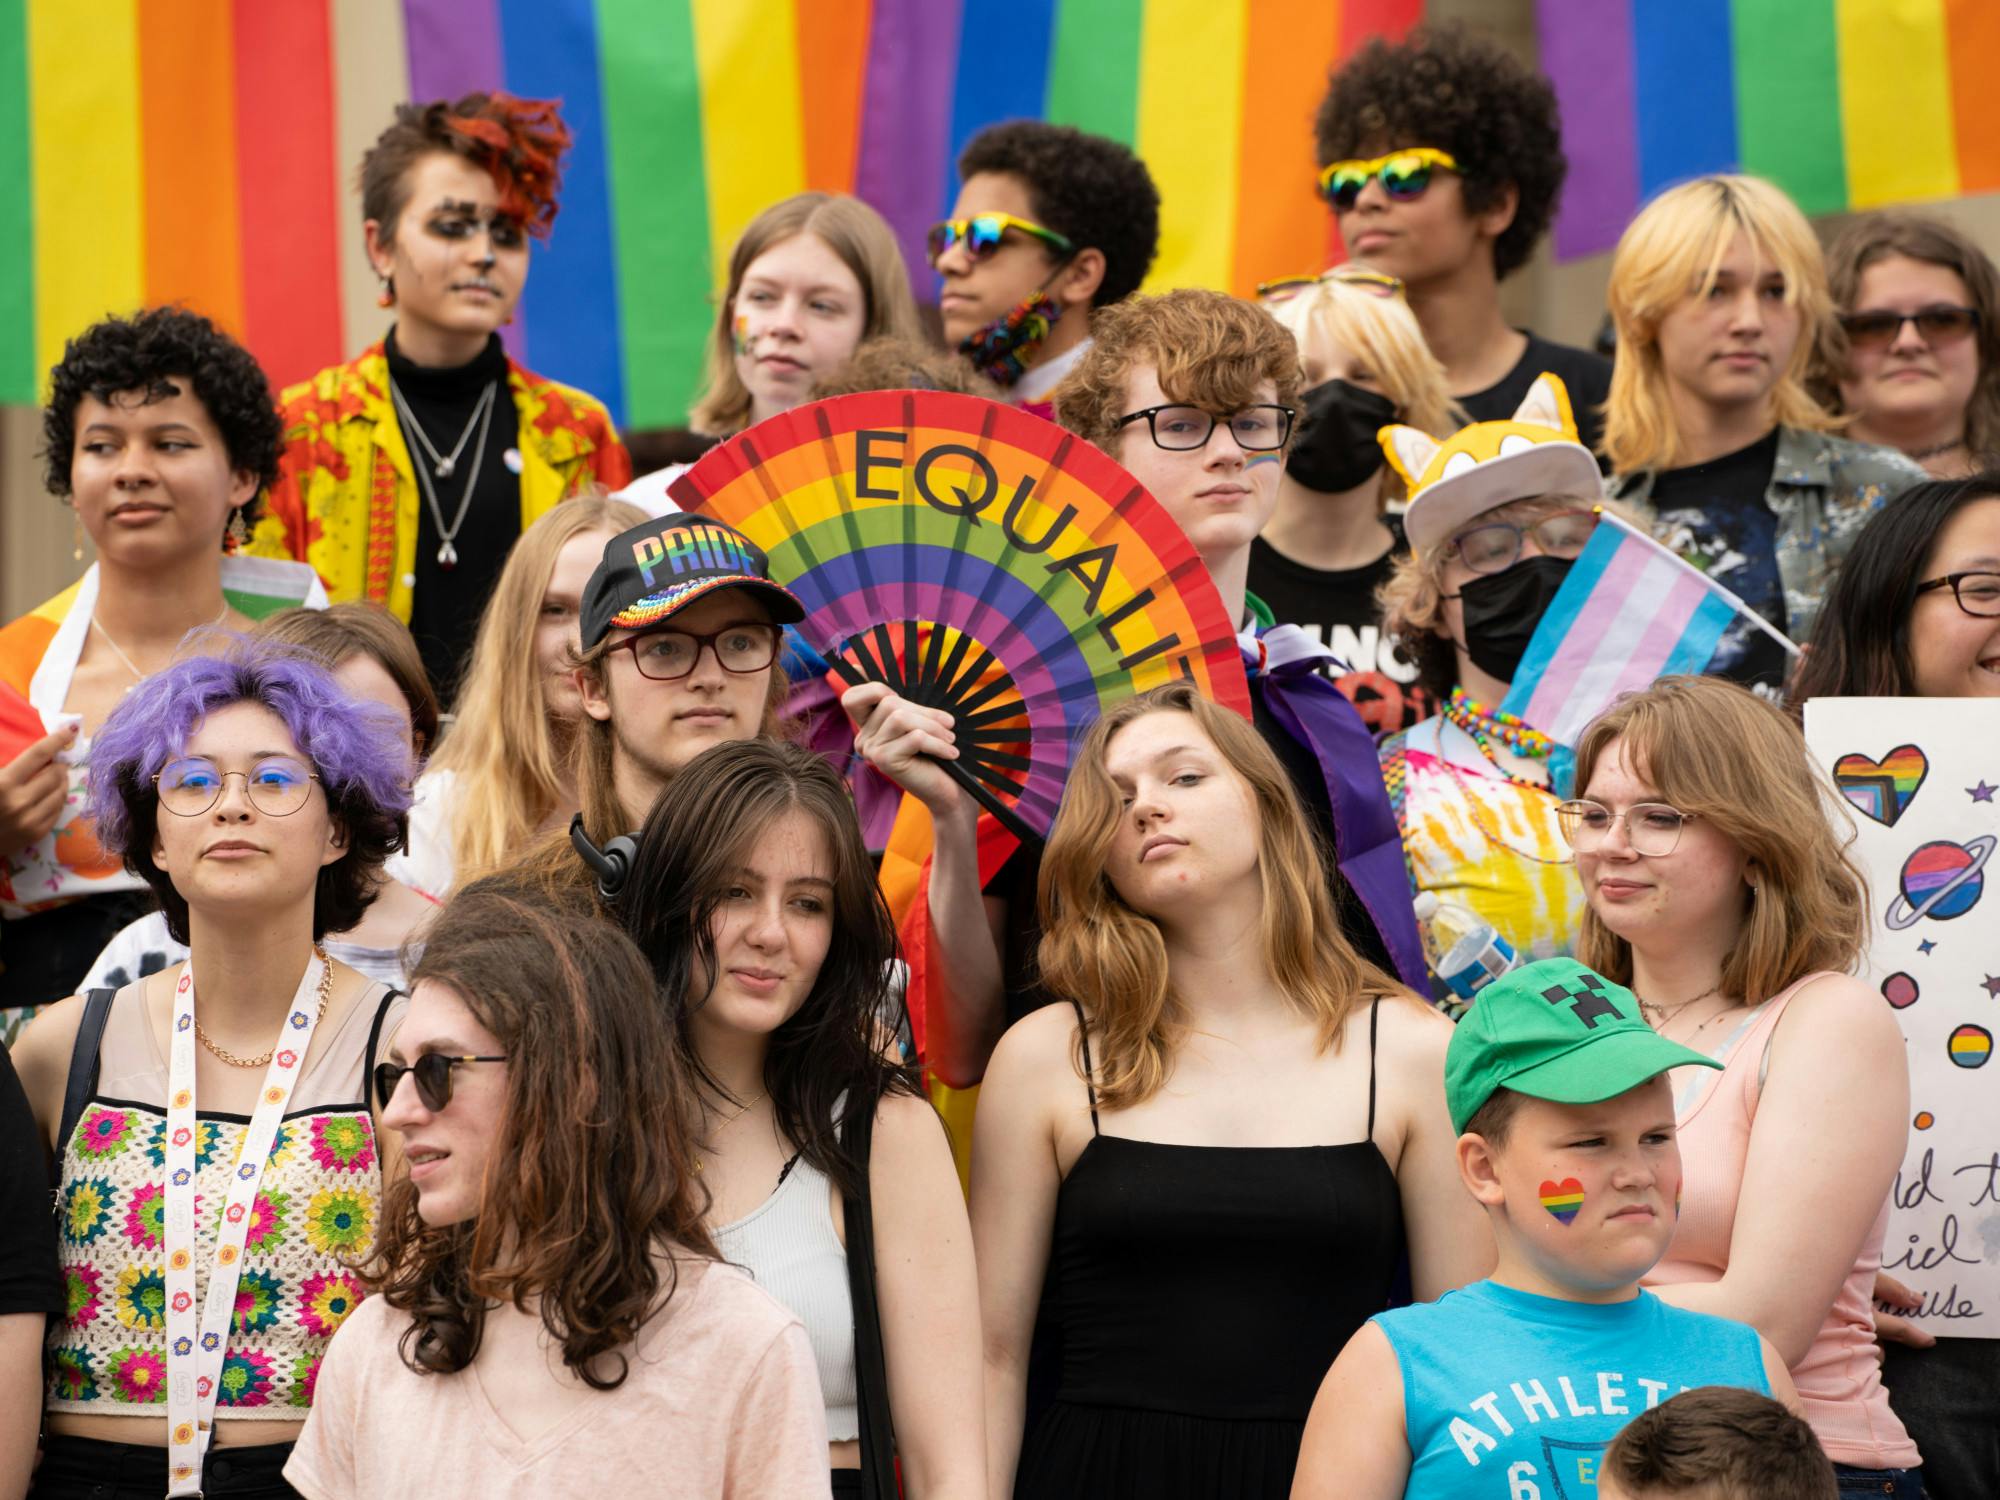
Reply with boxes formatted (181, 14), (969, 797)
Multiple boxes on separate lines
(246, 343), (631, 621)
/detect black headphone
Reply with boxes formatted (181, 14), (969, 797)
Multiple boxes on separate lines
(569, 814), (638, 904)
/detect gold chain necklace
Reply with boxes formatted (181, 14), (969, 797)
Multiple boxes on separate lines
(194, 946), (333, 1068)
(1636, 980), (1721, 1027)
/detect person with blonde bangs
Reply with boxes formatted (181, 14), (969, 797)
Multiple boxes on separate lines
(971, 681), (1489, 1500)
(1817, 211), (2000, 480)
(1255, 268), (1461, 734)
(1603, 175), (1923, 693)
(388, 495), (647, 901)
(845, 289), (1426, 1091)
(1559, 675), (1923, 1497)
(618, 193), (921, 513)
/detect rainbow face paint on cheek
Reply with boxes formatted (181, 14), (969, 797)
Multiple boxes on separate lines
(732, 314), (751, 357)
(1539, 1177), (1585, 1225)
(1245, 452), (1283, 470)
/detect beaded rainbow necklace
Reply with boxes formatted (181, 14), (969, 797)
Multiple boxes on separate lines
(1443, 687), (1554, 789)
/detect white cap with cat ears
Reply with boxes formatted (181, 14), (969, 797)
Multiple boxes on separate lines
(1380, 372), (1605, 555)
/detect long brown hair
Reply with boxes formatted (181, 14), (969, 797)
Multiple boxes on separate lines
(617, 739), (919, 1197)
(1572, 675), (1867, 1002)
(367, 878), (714, 1388)
(256, 602), (440, 758)
(429, 495), (647, 883)
(1038, 682), (1403, 1110)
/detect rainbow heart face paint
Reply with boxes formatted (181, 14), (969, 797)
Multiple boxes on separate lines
(732, 313), (752, 357)
(1539, 1177), (1585, 1225)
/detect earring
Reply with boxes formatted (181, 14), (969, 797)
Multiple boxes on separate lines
(71, 504), (85, 563)
(228, 507), (251, 550)
(377, 274), (395, 309)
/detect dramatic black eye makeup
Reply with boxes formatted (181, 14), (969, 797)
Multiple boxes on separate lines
(423, 198), (526, 250)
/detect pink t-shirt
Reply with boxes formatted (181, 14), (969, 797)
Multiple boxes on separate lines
(1647, 973), (1918, 1470)
(286, 1257), (831, 1498)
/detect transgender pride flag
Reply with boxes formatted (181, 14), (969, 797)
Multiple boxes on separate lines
(1500, 510), (1795, 746)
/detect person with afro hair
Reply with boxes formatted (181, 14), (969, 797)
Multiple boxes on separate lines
(1314, 23), (1613, 453)
(248, 93), (631, 706)
(1, 307), (324, 1017)
(931, 121), (1160, 418)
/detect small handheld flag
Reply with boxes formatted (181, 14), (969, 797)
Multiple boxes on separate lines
(1500, 509), (1799, 748)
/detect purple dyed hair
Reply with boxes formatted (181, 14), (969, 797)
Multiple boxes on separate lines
(88, 637), (414, 943)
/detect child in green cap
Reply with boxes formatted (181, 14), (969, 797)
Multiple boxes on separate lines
(1291, 957), (1797, 1500)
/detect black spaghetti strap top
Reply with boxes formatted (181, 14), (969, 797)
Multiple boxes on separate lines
(1017, 999), (1406, 1499)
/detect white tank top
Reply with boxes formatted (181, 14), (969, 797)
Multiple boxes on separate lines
(712, 1151), (858, 1441)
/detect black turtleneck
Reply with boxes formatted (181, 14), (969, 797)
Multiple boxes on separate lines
(387, 329), (520, 706)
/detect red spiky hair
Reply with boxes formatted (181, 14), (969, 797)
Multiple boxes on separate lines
(442, 93), (572, 240)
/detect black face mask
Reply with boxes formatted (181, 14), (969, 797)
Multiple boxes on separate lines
(1284, 378), (1399, 493)
(1455, 555), (1573, 684)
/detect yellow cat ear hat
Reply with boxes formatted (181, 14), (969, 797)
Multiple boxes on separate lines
(1381, 372), (1604, 554)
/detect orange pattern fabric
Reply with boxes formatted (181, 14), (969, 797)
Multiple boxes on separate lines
(248, 342), (631, 621)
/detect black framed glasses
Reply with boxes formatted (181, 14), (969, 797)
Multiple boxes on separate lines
(1839, 305), (1979, 352)
(1445, 509), (1598, 575)
(1556, 800), (1698, 858)
(1115, 404), (1295, 453)
(609, 622), (782, 682)
(1915, 570), (2000, 618)
(374, 1053), (508, 1112)
(154, 758), (319, 818)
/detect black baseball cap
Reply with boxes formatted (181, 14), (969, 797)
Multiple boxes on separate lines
(580, 515), (805, 652)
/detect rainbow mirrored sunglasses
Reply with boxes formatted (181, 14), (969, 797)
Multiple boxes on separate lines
(1316, 147), (1460, 210)
(1256, 266), (1406, 304)
(926, 212), (1075, 269)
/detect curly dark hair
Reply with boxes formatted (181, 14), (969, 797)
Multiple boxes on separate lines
(370, 881), (716, 1389)
(1314, 22), (1566, 280)
(42, 306), (282, 517)
(959, 121), (1161, 306)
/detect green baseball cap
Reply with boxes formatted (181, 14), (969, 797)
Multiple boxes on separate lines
(1445, 957), (1722, 1133)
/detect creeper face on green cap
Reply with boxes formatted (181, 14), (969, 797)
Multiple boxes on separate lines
(1444, 957), (1722, 1134)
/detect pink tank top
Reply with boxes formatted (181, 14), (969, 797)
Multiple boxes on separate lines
(1646, 973), (1918, 1469)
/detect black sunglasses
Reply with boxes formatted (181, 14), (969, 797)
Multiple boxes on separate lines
(1839, 305), (1979, 352)
(373, 1053), (507, 1112)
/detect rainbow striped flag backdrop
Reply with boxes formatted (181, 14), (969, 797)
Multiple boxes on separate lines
(0, 0), (1419, 429)
(1537, 0), (2000, 259)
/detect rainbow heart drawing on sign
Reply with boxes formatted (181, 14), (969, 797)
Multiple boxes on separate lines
(1539, 1178), (1585, 1225)
(1833, 745), (1928, 827)
(672, 392), (1253, 843)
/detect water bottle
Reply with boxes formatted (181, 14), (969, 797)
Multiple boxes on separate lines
(1412, 891), (1518, 1004)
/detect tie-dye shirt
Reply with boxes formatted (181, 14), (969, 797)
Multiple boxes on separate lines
(1379, 716), (1585, 979)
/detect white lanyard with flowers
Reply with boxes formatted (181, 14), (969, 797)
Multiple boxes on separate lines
(163, 952), (328, 1497)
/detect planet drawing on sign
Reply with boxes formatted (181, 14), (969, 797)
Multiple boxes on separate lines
(1833, 744), (1928, 826)
(1914, 1111), (1935, 1130)
(1948, 1024), (1992, 1069)
(1880, 972), (1919, 1009)
(1883, 837), (1993, 930)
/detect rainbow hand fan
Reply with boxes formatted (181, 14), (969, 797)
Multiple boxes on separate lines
(669, 391), (1252, 842)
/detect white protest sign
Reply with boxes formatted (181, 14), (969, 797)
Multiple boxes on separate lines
(1804, 697), (2000, 1336)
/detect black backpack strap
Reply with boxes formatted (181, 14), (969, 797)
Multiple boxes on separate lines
(52, 988), (117, 1191)
(841, 1082), (899, 1499)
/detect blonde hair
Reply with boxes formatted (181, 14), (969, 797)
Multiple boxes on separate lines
(688, 193), (922, 437)
(1603, 175), (1836, 474)
(1263, 278), (1460, 444)
(1037, 683), (1405, 1110)
(429, 494), (648, 882)
(1053, 289), (1303, 451)
(1571, 675), (1867, 1003)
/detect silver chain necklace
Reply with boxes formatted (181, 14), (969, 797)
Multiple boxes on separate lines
(389, 376), (498, 570)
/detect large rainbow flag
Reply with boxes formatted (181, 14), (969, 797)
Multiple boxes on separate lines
(0, 0), (1419, 428)
(1538, 0), (2000, 259)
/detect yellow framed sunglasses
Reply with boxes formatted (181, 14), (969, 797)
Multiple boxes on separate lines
(926, 212), (1074, 268)
(1317, 147), (1460, 209)
(1255, 267), (1406, 304)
